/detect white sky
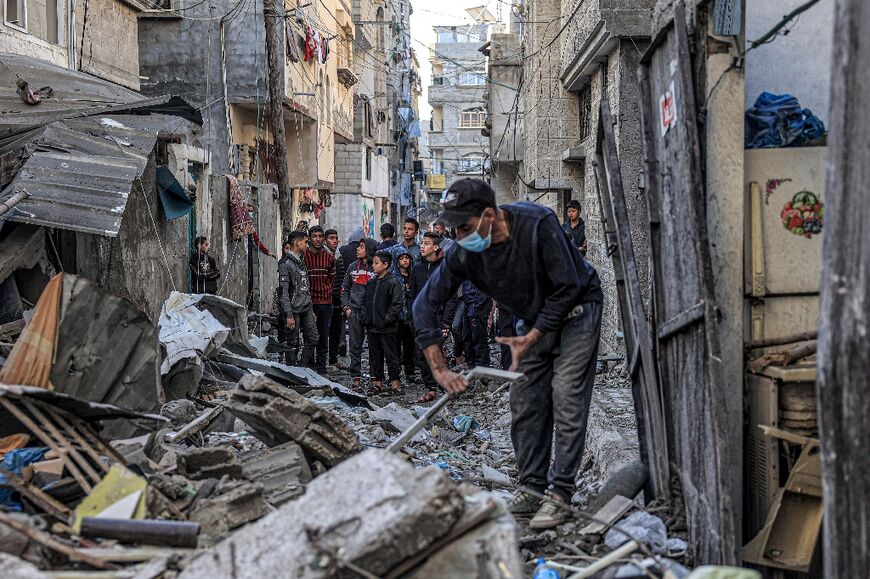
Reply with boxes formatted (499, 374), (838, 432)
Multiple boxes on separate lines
(410, 0), (508, 120)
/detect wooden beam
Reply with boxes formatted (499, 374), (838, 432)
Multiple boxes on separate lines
(818, 0), (870, 575)
(657, 301), (706, 340)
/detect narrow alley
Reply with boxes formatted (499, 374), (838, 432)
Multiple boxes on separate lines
(0, 0), (865, 577)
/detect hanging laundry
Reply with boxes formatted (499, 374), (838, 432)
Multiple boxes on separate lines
(318, 35), (330, 64)
(304, 26), (318, 62)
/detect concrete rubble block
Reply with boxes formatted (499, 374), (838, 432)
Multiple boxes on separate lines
(369, 402), (428, 443)
(188, 482), (267, 541)
(178, 449), (466, 579)
(177, 447), (244, 481)
(224, 375), (361, 467)
(407, 512), (523, 579)
(241, 441), (312, 505)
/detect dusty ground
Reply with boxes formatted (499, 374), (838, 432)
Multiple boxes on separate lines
(311, 340), (643, 573)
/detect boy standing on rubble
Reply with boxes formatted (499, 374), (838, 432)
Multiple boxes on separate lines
(278, 231), (319, 367)
(342, 237), (379, 389)
(362, 251), (404, 393)
(414, 178), (603, 529)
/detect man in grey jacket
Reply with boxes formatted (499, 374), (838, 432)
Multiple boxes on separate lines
(278, 231), (319, 367)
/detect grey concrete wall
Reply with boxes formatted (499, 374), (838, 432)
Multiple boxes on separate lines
(745, 0), (833, 124)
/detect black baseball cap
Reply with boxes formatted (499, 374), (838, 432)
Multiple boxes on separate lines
(436, 178), (496, 227)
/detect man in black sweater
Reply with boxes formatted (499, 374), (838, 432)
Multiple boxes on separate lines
(413, 179), (603, 529)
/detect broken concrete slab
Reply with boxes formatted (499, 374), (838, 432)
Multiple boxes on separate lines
(178, 449), (466, 579)
(188, 482), (267, 542)
(241, 441), (311, 506)
(369, 402), (427, 443)
(177, 447), (243, 481)
(224, 375), (361, 467)
(405, 512), (523, 578)
(481, 465), (512, 486)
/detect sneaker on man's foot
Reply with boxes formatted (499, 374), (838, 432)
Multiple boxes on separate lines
(529, 491), (572, 529)
(507, 490), (543, 515)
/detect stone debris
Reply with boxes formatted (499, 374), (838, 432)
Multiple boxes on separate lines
(240, 441), (312, 505)
(224, 375), (361, 466)
(177, 447), (244, 480)
(179, 449), (467, 579)
(188, 481), (267, 542)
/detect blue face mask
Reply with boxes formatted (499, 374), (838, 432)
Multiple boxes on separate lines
(458, 217), (493, 253)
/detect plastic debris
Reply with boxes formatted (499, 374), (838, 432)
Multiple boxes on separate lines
(0, 447), (49, 510)
(453, 414), (480, 433)
(604, 511), (668, 554)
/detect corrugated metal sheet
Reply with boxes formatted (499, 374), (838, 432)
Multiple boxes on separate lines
(0, 53), (201, 237)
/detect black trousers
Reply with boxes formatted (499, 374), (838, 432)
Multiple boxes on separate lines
(312, 303), (332, 372)
(368, 331), (400, 381)
(463, 300), (492, 368)
(328, 305), (344, 364)
(397, 321), (415, 376)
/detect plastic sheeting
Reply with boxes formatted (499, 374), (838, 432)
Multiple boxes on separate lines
(0, 274), (61, 389)
(0, 447), (49, 510)
(157, 166), (194, 220)
(158, 292), (230, 375)
(745, 92), (826, 149)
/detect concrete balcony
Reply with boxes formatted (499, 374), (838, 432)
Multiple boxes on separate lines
(560, 0), (653, 91)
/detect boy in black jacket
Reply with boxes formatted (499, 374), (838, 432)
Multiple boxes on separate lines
(363, 251), (404, 393)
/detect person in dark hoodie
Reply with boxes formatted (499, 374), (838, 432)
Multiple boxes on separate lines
(395, 250), (416, 381)
(341, 237), (378, 389)
(190, 236), (221, 294)
(363, 251), (404, 393)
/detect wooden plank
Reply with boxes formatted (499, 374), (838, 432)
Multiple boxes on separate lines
(818, 1), (870, 573)
(579, 495), (634, 535)
(592, 155), (653, 498)
(24, 401), (102, 484)
(658, 301), (706, 340)
(0, 398), (93, 493)
(0, 464), (72, 520)
(600, 99), (670, 499)
(50, 408), (111, 474)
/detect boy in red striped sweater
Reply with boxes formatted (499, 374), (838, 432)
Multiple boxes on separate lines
(303, 226), (336, 374)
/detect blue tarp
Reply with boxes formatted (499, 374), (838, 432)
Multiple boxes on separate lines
(0, 447), (49, 511)
(157, 165), (195, 219)
(745, 92), (826, 149)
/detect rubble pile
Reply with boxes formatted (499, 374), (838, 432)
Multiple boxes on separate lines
(0, 281), (750, 578)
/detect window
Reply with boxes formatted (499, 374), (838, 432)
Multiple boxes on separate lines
(458, 155), (485, 174)
(458, 70), (486, 86)
(579, 84), (592, 141)
(459, 109), (486, 129)
(431, 106), (443, 132)
(437, 30), (454, 43)
(431, 149), (443, 174)
(4, 0), (27, 29)
(601, 55), (609, 101)
(365, 147), (372, 181)
(363, 99), (374, 138)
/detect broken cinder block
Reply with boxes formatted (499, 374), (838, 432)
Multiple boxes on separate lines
(224, 375), (361, 467)
(241, 441), (312, 506)
(188, 482), (267, 542)
(178, 449), (466, 579)
(177, 447), (244, 481)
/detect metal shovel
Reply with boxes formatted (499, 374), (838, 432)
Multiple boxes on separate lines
(386, 366), (526, 453)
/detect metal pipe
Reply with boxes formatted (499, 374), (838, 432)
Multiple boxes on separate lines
(0, 191), (28, 217)
(80, 518), (200, 548)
